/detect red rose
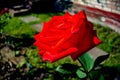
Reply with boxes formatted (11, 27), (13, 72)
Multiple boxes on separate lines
(34, 10), (102, 63)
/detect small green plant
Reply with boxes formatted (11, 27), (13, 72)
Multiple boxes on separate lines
(0, 13), (11, 29)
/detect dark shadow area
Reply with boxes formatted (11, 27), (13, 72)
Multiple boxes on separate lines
(0, 61), (50, 80)
(13, 0), (57, 16)
(0, 0), (26, 11)
(89, 65), (120, 80)
(13, 0), (73, 16)
(101, 66), (120, 80)
(0, 33), (35, 50)
(30, 0), (73, 13)
(30, 0), (55, 13)
(1, 0), (73, 16)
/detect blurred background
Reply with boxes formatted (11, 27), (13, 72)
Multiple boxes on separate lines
(0, 0), (120, 80)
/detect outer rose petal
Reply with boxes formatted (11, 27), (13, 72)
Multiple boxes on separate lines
(34, 10), (102, 63)
(43, 47), (78, 63)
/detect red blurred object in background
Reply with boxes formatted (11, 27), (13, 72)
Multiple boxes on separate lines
(0, 8), (9, 15)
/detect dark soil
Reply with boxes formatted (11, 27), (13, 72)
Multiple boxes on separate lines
(0, 33), (51, 80)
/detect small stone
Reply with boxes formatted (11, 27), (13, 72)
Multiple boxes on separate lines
(31, 23), (43, 32)
(19, 16), (40, 23)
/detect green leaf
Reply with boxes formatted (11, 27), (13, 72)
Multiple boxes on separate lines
(56, 63), (79, 75)
(78, 52), (94, 72)
(76, 67), (87, 78)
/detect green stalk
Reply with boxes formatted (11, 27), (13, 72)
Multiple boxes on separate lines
(77, 58), (91, 80)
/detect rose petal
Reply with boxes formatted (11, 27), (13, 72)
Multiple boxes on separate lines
(34, 10), (102, 63)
